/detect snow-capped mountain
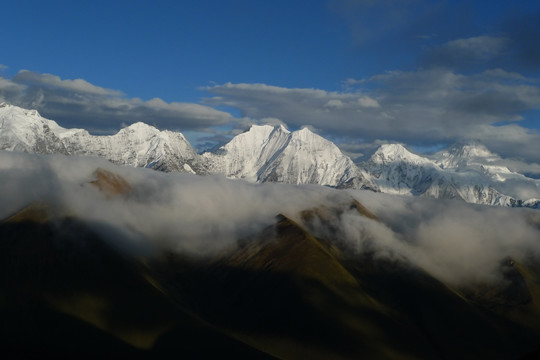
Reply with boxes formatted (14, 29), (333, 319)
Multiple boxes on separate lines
(0, 103), (71, 154)
(434, 140), (499, 170)
(363, 141), (540, 209)
(1, 103), (539, 209)
(203, 125), (377, 189)
(0, 103), (202, 173)
(366, 144), (441, 196)
(62, 122), (204, 173)
(202, 124), (291, 181)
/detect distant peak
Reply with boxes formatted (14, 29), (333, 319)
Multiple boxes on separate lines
(0, 103), (41, 118)
(292, 127), (319, 139)
(238, 124), (291, 139)
(297, 126), (315, 134)
(242, 124), (274, 134)
(127, 121), (153, 128)
(250, 124), (274, 130)
(451, 139), (486, 149)
(436, 140), (499, 169)
(448, 140), (493, 158)
(374, 143), (411, 158)
(122, 122), (158, 132)
(378, 143), (407, 152)
(371, 143), (430, 164)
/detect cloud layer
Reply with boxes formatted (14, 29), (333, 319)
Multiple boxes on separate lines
(1, 151), (540, 288)
(0, 70), (233, 134)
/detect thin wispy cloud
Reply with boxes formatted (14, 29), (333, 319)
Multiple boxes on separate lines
(422, 36), (510, 69)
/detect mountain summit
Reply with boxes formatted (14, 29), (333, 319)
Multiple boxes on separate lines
(434, 140), (500, 169)
(0, 103), (202, 173)
(204, 125), (376, 189)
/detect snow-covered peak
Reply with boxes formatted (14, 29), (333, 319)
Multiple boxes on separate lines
(122, 121), (158, 132)
(290, 127), (332, 146)
(0, 103), (71, 153)
(0, 103), (70, 134)
(0, 104), (201, 173)
(226, 125), (275, 147)
(117, 122), (162, 140)
(0, 103), (40, 118)
(293, 126), (315, 136)
(202, 123), (375, 189)
(436, 141), (499, 169)
(204, 124), (291, 180)
(370, 144), (433, 166)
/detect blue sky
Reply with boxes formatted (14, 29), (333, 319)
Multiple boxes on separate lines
(1, 0), (540, 169)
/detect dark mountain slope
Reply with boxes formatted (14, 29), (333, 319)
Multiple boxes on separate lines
(0, 208), (275, 359)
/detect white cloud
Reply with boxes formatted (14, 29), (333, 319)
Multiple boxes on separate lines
(2, 151), (540, 288)
(348, 190), (540, 286)
(358, 96), (379, 108)
(325, 99), (344, 108)
(0, 151), (349, 254)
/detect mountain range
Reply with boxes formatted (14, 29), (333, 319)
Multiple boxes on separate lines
(1, 102), (539, 209)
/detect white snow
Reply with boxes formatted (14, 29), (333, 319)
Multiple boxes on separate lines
(203, 124), (375, 189)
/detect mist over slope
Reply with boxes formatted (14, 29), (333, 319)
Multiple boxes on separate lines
(2, 150), (540, 358)
(1, 150), (540, 285)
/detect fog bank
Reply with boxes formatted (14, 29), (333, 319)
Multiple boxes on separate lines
(1, 150), (540, 287)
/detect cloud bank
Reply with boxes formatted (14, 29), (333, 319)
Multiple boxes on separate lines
(0, 151), (347, 254)
(1, 151), (540, 288)
(0, 70), (233, 134)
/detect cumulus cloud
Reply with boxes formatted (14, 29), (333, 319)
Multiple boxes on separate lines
(2, 151), (540, 289)
(0, 70), (233, 134)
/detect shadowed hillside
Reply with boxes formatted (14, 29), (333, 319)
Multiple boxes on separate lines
(2, 168), (540, 359)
